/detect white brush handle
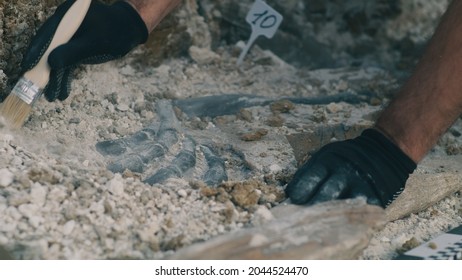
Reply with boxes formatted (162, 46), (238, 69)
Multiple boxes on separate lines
(24, 0), (92, 89)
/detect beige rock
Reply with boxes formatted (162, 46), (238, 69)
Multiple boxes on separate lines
(168, 199), (385, 259)
(386, 156), (462, 221)
(0, 168), (14, 187)
(188, 46), (220, 65)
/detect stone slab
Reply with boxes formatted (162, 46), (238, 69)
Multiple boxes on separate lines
(386, 155), (462, 221)
(167, 199), (385, 259)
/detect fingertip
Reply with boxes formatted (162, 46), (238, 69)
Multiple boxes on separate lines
(43, 84), (58, 102)
(285, 181), (310, 205)
(44, 67), (73, 102)
(308, 173), (347, 205)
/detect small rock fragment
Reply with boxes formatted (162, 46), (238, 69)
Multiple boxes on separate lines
(266, 114), (284, 127)
(188, 46), (220, 65)
(30, 183), (47, 207)
(251, 206), (274, 226)
(270, 100), (294, 114)
(237, 109), (253, 122)
(62, 220), (76, 235)
(0, 168), (14, 187)
(108, 174), (125, 196)
(117, 104), (130, 112)
(177, 189), (188, 198)
(326, 102), (343, 114)
(240, 129), (268, 142)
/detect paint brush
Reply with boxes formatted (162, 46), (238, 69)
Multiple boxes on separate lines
(0, 0), (91, 128)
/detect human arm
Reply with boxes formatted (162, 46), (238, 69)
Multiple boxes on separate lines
(286, 0), (462, 207)
(125, 0), (182, 32)
(375, 0), (462, 163)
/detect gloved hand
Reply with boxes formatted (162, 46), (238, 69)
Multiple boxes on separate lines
(20, 0), (148, 101)
(285, 128), (417, 208)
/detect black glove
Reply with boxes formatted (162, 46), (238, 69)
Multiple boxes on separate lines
(285, 128), (417, 208)
(20, 0), (148, 101)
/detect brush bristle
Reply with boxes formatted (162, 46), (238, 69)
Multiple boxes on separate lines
(0, 94), (32, 129)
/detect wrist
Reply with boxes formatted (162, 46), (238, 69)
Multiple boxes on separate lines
(123, 0), (151, 31)
(373, 124), (420, 163)
(112, 1), (149, 44)
(361, 128), (417, 170)
(124, 0), (181, 32)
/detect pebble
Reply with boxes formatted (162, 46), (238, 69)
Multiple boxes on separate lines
(268, 164), (282, 173)
(29, 216), (43, 228)
(188, 46), (220, 65)
(116, 104), (130, 112)
(107, 174), (124, 196)
(251, 206), (274, 226)
(6, 206), (22, 220)
(18, 203), (39, 219)
(30, 183), (47, 207)
(270, 100), (295, 114)
(8, 193), (30, 207)
(240, 128), (268, 142)
(62, 220), (76, 235)
(0, 168), (14, 187)
(177, 189), (188, 198)
(69, 118), (81, 124)
(326, 102), (343, 114)
(120, 65), (136, 76)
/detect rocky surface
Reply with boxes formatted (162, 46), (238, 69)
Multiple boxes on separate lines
(1, 0), (461, 260)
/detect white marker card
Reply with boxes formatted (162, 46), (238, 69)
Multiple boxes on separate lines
(237, 0), (283, 65)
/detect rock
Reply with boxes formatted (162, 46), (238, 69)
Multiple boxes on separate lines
(265, 114), (284, 127)
(167, 199), (385, 259)
(236, 109), (253, 122)
(251, 206), (274, 226)
(326, 102), (344, 114)
(226, 181), (261, 209)
(28, 167), (61, 184)
(8, 193), (30, 207)
(116, 104), (130, 112)
(107, 174), (125, 196)
(386, 156), (462, 221)
(18, 203), (39, 220)
(30, 183), (47, 207)
(120, 65), (136, 76)
(69, 118), (81, 124)
(177, 189), (188, 198)
(270, 100), (295, 114)
(0, 168), (14, 187)
(268, 164), (282, 173)
(188, 46), (220, 65)
(61, 220), (76, 235)
(28, 215), (43, 228)
(240, 129), (268, 142)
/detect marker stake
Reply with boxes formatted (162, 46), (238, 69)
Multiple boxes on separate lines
(237, 0), (283, 66)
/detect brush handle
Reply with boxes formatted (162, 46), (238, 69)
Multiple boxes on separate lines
(24, 0), (91, 89)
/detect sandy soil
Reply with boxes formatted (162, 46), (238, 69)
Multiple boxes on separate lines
(0, 44), (461, 259)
